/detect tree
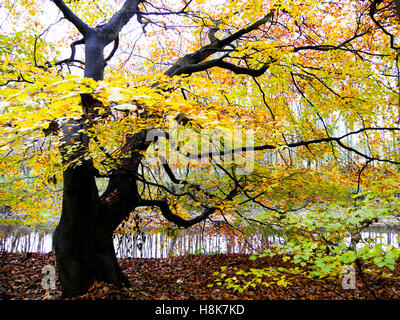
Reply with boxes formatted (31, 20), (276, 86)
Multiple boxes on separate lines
(1, 0), (400, 298)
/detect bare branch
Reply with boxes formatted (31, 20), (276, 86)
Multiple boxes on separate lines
(165, 11), (275, 77)
(293, 29), (371, 52)
(139, 199), (217, 228)
(356, 160), (372, 194)
(369, 0), (399, 50)
(34, 17), (64, 68)
(0, 73), (34, 86)
(140, 0), (193, 16)
(395, 0), (400, 21)
(105, 37), (120, 62)
(214, 59), (274, 77)
(55, 38), (85, 66)
(188, 127), (400, 165)
(219, 11), (274, 48)
(51, 0), (91, 35)
(138, 183), (238, 228)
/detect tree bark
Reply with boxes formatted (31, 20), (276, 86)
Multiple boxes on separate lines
(52, 105), (133, 297)
(53, 159), (130, 298)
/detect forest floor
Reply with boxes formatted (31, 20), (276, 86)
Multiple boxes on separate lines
(1, 252), (400, 300)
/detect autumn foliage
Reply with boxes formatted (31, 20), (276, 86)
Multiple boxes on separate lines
(1, 0), (400, 298)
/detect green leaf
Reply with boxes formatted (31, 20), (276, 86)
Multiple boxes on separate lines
(339, 251), (357, 263)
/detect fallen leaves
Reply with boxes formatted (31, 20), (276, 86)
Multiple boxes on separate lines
(0, 252), (61, 300)
(1, 252), (400, 300)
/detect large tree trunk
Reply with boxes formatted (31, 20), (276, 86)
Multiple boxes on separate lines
(51, 21), (133, 295)
(52, 155), (130, 297)
(52, 113), (147, 297)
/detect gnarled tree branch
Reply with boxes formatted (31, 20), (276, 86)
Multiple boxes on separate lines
(138, 183), (239, 228)
(55, 38), (85, 66)
(139, 199), (216, 228)
(165, 11), (275, 77)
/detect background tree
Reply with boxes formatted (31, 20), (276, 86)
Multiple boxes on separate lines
(1, 0), (400, 298)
